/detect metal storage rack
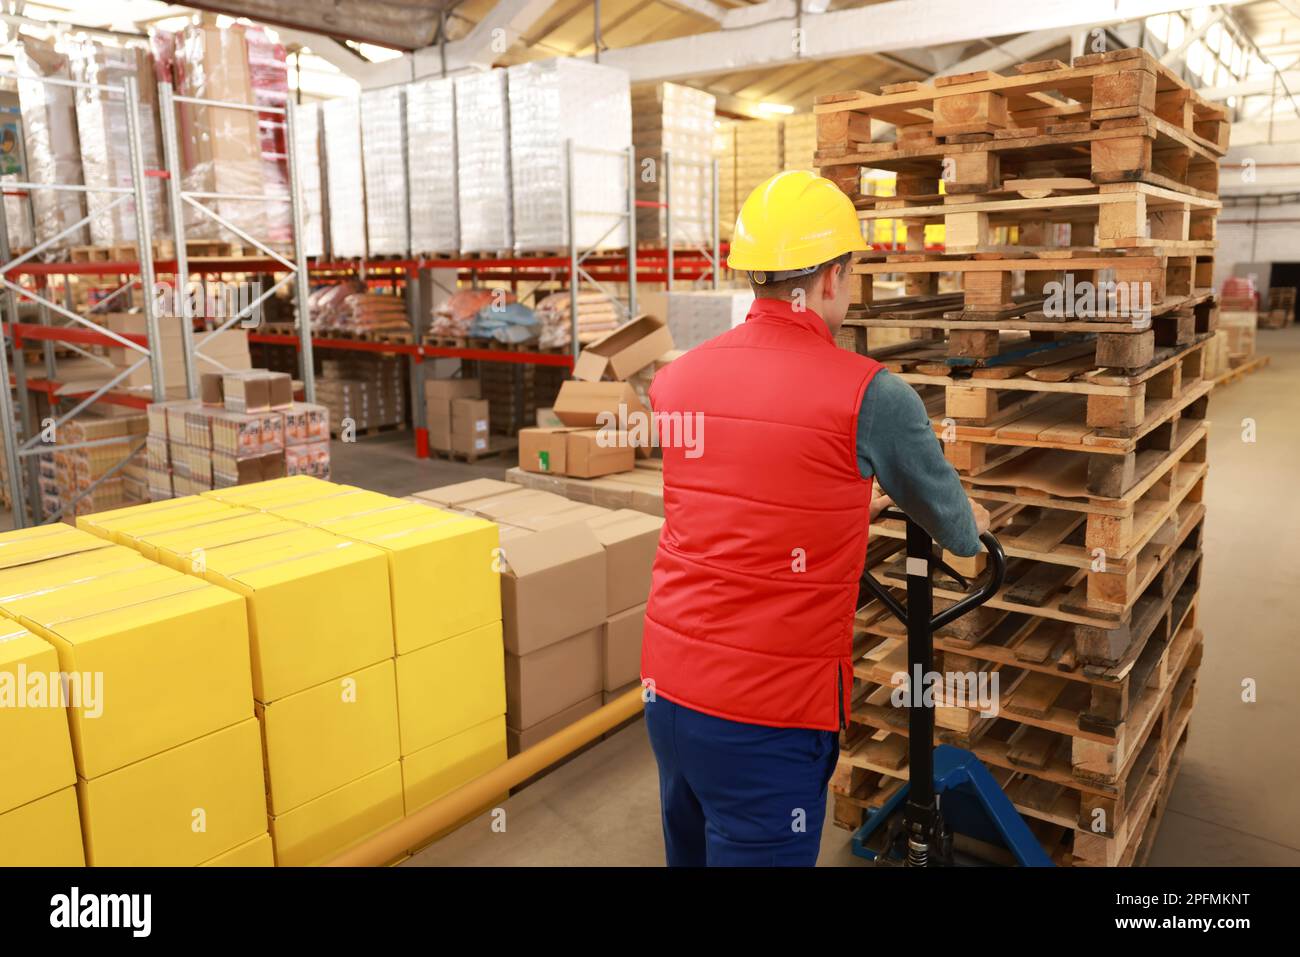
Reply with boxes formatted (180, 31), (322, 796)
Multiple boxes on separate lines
(2, 73), (726, 525)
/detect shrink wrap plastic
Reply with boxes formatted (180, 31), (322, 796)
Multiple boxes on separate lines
(507, 59), (631, 252)
(405, 76), (458, 254)
(360, 86), (408, 255)
(244, 26), (292, 244)
(293, 102), (326, 257)
(322, 96), (366, 258)
(454, 71), (512, 253)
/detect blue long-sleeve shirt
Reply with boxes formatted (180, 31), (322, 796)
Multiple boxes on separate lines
(857, 369), (981, 557)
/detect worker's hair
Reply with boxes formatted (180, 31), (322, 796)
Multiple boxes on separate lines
(749, 253), (853, 301)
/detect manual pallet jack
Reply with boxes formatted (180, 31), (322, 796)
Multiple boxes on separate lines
(852, 509), (1054, 867)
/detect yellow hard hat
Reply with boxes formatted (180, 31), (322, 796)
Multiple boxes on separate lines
(727, 169), (867, 280)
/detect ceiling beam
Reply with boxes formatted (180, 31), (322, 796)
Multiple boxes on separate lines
(1159, 7), (1224, 66)
(590, 0), (1250, 84)
(926, 30), (1075, 79)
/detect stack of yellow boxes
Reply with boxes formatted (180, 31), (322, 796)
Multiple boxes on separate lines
(0, 476), (506, 867)
(248, 484), (506, 826)
(94, 479), (404, 866)
(0, 520), (269, 866)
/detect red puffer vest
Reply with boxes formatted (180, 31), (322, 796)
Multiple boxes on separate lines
(643, 297), (884, 731)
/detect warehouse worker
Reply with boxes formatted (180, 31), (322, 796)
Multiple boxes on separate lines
(641, 169), (989, 867)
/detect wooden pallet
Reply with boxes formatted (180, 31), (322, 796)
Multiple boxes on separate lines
(860, 181), (1220, 254)
(852, 249), (1215, 319)
(1212, 352), (1270, 389)
(817, 50), (1227, 149)
(834, 615), (1201, 864)
(428, 434), (517, 464)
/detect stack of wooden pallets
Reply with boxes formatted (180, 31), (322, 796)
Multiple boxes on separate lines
(815, 48), (1224, 867)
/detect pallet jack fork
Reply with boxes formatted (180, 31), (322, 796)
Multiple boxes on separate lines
(852, 510), (1054, 867)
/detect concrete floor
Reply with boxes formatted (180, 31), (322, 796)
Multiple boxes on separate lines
(397, 327), (1300, 867)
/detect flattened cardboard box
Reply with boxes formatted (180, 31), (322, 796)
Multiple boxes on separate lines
(409, 478), (518, 509)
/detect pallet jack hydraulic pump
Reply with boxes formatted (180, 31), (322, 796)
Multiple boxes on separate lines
(853, 509), (1054, 867)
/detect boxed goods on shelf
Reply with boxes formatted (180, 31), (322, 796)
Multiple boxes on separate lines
(455, 70), (513, 253)
(15, 35), (89, 251)
(507, 59), (631, 252)
(361, 85), (409, 255)
(633, 82), (716, 246)
(321, 95), (366, 258)
(172, 22), (266, 241)
(714, 121), (737, 242)
(406, 76), (459, 254)
(293, 101), (326, 257)
(782, 112), (818, 171)
(67, 36), (168, 245)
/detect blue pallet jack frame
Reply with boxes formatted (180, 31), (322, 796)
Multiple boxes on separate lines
(852, 509), (1054, 867)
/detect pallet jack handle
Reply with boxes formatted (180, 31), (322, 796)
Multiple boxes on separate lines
(857, 507), (1007, 866)
(860, 508), (1006, 630)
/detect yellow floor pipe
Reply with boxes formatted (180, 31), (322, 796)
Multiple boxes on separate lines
(326, 687), (645, 866)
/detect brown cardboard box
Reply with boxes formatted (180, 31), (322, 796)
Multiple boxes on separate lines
(505, 626), (603, 730)
(572, 314), (674, 382)
(498, 522), (607, 655)
(427, 418), (452, 451)
(586, 510), (664, 613)
(410, 479), (518, 509)
(451, 398), (489, 436)
(603, 680), (641, 705)
(468, 489), (570, 523)
(518, 427), (574, 474)
(553, 381), (653, 459)
(423, 379), (481, 402)
(223, 371), (292, 412)
(450, 431), (489, 457)
(506, 693), (602, 756)
(602, 603), (645, 691)
(565, 430), (635, 479)
(200, 372), (224, 406)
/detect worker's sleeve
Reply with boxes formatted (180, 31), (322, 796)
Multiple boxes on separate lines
(857, 369), (982, 557)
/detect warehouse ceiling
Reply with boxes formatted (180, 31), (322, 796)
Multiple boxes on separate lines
(180, 1), (444, 49)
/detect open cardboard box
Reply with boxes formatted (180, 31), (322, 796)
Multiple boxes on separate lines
(572, 314), (674, 382)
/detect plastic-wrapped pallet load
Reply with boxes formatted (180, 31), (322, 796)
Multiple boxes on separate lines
(173, 22), (265, 241)
(507, 59), (631, 253)
(781, 113), (817, 171)
(244, 26), (292, 245)
(2, 173), (35, 252)
(632, 82), (715, 246)
(713, 120), (736, 241)
(15, 34), (89, 252)
(293, 101), (326, 257)
(67, 35), (168, 246)
(405, 76), (458, 254)
(454, 70), (512, 253)
(321, 96), (366, 258)
(360, 86), (409, 255)
(734, 119), (783, 210)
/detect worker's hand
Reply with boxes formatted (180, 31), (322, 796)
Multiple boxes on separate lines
(970, 499), (990, 536)
(869, 492), (894, 521)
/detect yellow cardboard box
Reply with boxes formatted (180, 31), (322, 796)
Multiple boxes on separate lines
(77, 717), (266, 867)
(136, 512), (301, 572)
(0, 524), (110, 569)
(0, 786), (85, 866)
(78, 496), (235, 546)
(74, 494), (206, 538)
(266, 488), (403, 524)
(401, 715), (507, 814)
(200, 531), (393, 702)
(258, 658), (400, 814)
(202, 476), (350, 509)
(318, 506), (500, 654)
(269, 761), (404, 866)
(8, 574), (253, 778)
(0, 626), (76, 815)
(199, 831), (275, 866)
(0, 544), (151, 602)
(395, 621), (504, 755)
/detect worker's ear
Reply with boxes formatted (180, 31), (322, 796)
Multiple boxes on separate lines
(821, 262), (844, 298)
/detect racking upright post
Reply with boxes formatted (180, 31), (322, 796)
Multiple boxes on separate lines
(122, 75), (165, 403)
(159, 81), (316, 403)
(0, 67), (162, 527)
(157, 80), (197, 398)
